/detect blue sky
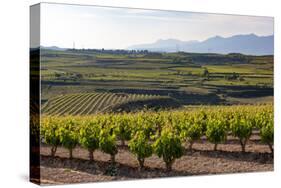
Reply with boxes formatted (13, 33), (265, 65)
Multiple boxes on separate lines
(41, 3), (274, 49)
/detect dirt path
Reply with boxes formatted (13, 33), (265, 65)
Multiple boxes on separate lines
(38, 136), (273, 185)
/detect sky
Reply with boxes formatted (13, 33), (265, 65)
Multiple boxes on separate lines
(41, 3), (274, 49)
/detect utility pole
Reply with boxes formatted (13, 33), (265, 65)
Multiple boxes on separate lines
(176, 44), (179, 52)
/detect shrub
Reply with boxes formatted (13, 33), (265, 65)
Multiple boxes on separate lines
(99, 129), (118, 164)
(180, 115), (204, 150)
(153, 126), (184, 171)
(206, 119), (227, 151)
(58, 119), (79, 159)
(230, 116), (253, 152)
(260, 119), (274, 153)
(128, 131), (153, 170)
(201, 68), (209, 78)
(113, 115), (132, 146)
(41, 117), (61, 157)
(79, 119), (100, 161)
(134, 113), (155, 139)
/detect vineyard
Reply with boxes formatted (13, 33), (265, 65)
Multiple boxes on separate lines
(40, 104), (273, 173)
(42, 92), (178, 115)
(36, 48), (274, 184)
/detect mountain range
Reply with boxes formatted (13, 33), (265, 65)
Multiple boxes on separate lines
(40, 46), (67, 51)
(127, 34), (274, 55)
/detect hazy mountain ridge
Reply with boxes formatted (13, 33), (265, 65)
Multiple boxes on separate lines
(127, 34), (274, 55)
(40, 46), (67, 51)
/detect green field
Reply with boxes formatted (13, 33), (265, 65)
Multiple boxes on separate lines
(40, 49), (273, 114)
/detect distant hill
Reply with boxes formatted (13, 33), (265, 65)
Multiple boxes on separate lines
(40, 46), (67, 51)
(127, 34), (274, 55)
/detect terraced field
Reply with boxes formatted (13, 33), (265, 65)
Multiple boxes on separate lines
(42, 92), (176, 116)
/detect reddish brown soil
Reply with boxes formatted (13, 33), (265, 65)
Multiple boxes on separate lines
(38, 134), (273, 185)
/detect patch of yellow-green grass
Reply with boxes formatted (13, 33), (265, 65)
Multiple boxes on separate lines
(169, 66), (204, 75)
(203, 64), (273, 75)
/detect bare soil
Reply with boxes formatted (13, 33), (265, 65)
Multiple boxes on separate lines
(38, 134), (273, 185)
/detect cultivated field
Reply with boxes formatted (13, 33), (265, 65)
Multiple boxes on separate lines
(38, 105), (273, 184)
(40, 49), (273, 108)
(42, 93), (178, 116)
(35, 48), (274, 184)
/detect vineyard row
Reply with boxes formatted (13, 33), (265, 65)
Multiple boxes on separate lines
(40, 105), (273, 171)
(42, 92), (165, 116)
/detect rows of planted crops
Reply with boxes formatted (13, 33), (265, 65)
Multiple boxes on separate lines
(40, 105), (273, 171)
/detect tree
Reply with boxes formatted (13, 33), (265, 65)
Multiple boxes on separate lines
(76, 73), (83, 79)
(225, 72), (240, 80)
(201, 68), (209, 78)
(54, 72), (61, 78)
